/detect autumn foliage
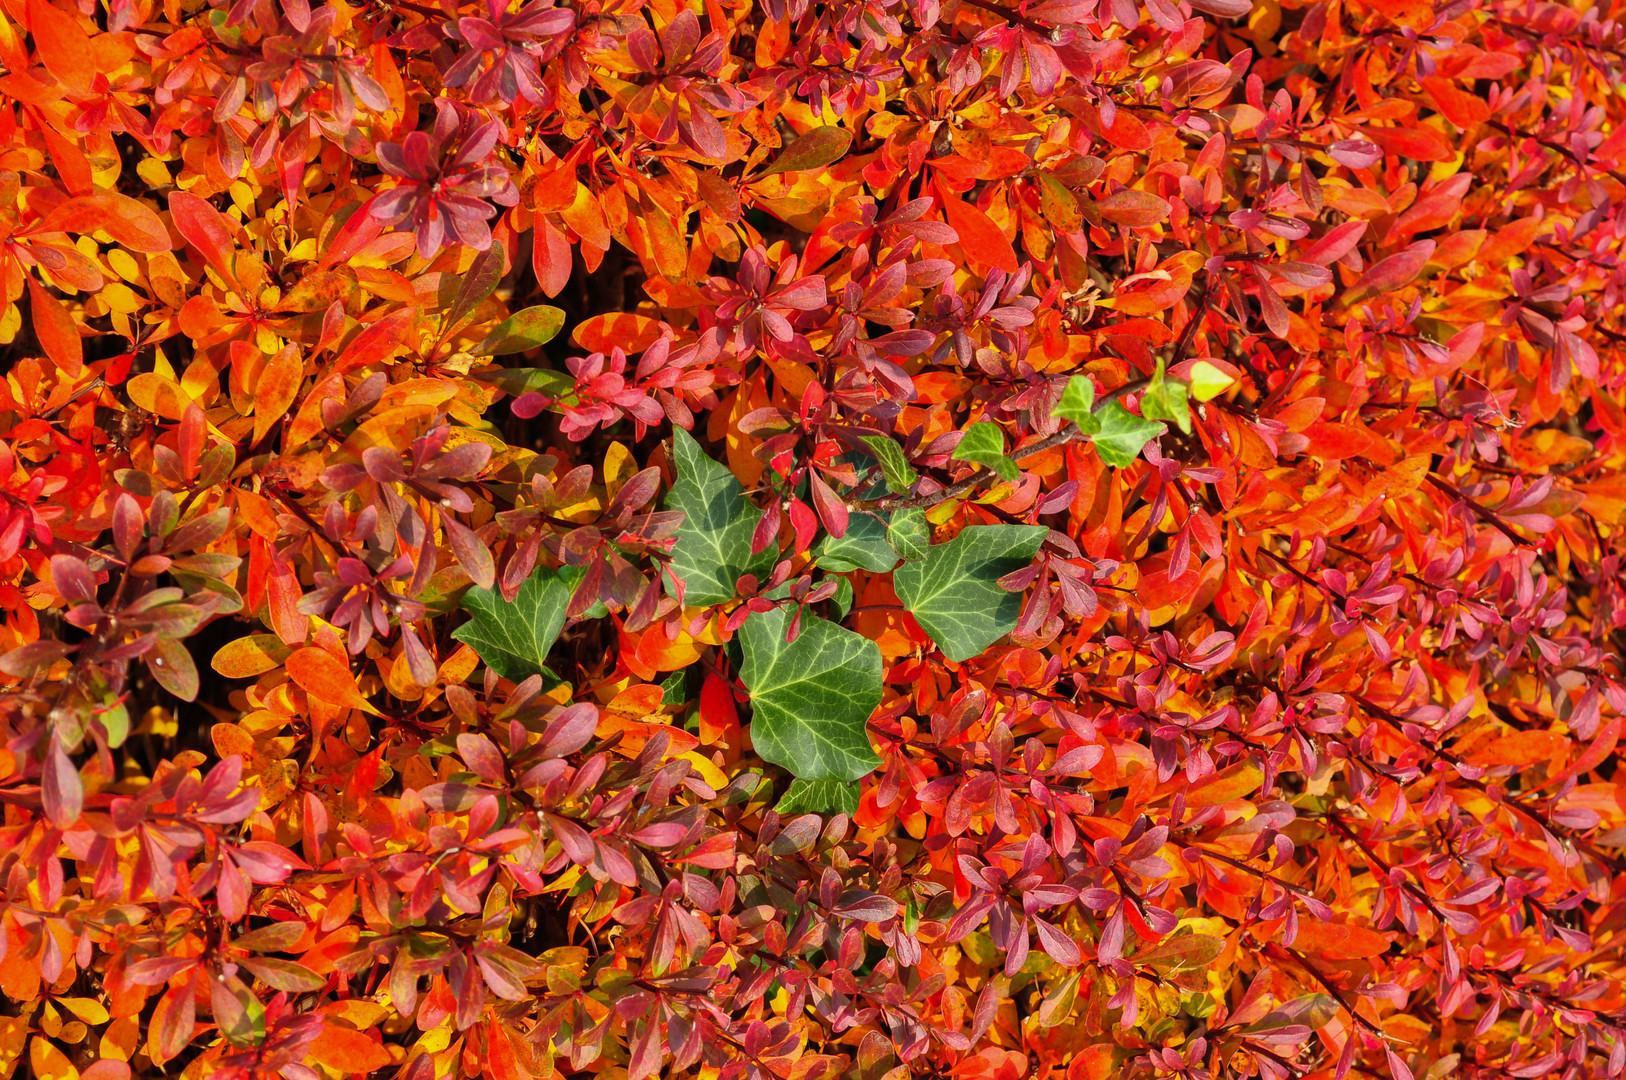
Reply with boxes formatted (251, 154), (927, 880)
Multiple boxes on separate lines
(5, 0), (1626, 1075)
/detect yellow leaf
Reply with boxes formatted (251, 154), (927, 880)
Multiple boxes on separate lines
(322, 999), (390, 1030)
(0, 1014), (28, 1080)
(30, 1037), (77, 1080)
(679, 751), (728, 791)
(126, 372), (196, 421)
(1187, 361), (1236, 402)
(211, 634), (291, 678)
(603, 442), (636, 503)
(56, 999), (109, 1025)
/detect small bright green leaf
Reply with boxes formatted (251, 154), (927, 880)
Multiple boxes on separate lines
(1054, 375), (1100, 431)
(738, 606), (883, 782)
(759, 126), (853, 178)
(777, 778), (861, 816)
(452, 565), (586, 682)
(1188, 360), (1237, 402)
(817, 510), (899, 573)
(1090, 401), (1163, 468)
(100, 701), (129, 749)
(474, 305), (566, 355)
(1140, 359), (1191, 434)
(887, 508), (931, 561)
(893, 524), (1048, 662)
(951, 421), (1019, 482)
(860, 435), (918, 492)
(664, 428), (774, 606)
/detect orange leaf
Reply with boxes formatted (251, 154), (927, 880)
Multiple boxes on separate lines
(27, 277), (82, 376)
(253, 344), (304, 444)
(531, 216), (573, 299)
(1480, 216), (1544, 265)
(698, 672), (740, 746)
(28, 0), (94, 94)
(306, 1025), (391, 1074)
(485, 1021), (538, 1080)
(1364, 124), (1453, 162)
(33, 193), (172, 253)
(1421, 76), (1490, 129)
(1468, 729), (1564, 768)
(936, 183), (1018, 272)
(1303, 421), (1377, 461)
(286, 647), (380, 716)
(573, 312), (663, 354)
(334, 308), (414, 374)
(1184, 762), (1263, 808)
(1291, 919), (1392, 959)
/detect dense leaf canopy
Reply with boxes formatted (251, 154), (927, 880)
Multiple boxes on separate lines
(2, 0), (1626, 1077)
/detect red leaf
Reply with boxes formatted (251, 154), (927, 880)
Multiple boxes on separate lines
(532, 216), (573, 298)
(1094, 189), (1172, 228)
(1343, 240), (1434, 305)
(168, 191), (239, 283)
(27, 277), (82, 376)
(936, 184), (1018, 272)
(810, 473), (849, 537)
(333, 307), (414, 373)
(42, 738), (82, 828)
(148, 982), (197, 1064)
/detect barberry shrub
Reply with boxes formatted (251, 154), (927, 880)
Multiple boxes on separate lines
(1, 0), (1626, 1073)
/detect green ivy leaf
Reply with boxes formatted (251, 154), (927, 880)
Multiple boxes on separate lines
(452, 565), (585, 682)
(474, 305), (566, 356)
(887, 507), (931, 561)
(1054, 375), (1100, 432)
(1090, 401), (1164, 468)
(952, 421), (1019, 482)
(1140, 359), (1191, 434)
(664, 428), (774, 606)
(776, 778), (861, 816)
(738, 606), (883, 782)
(829, 576), (854, 619)
(659, 669), (688, 705)
(893, 524), (1049, 661)
(817, 510), (900, 572)
(860, 435), (918, 492)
